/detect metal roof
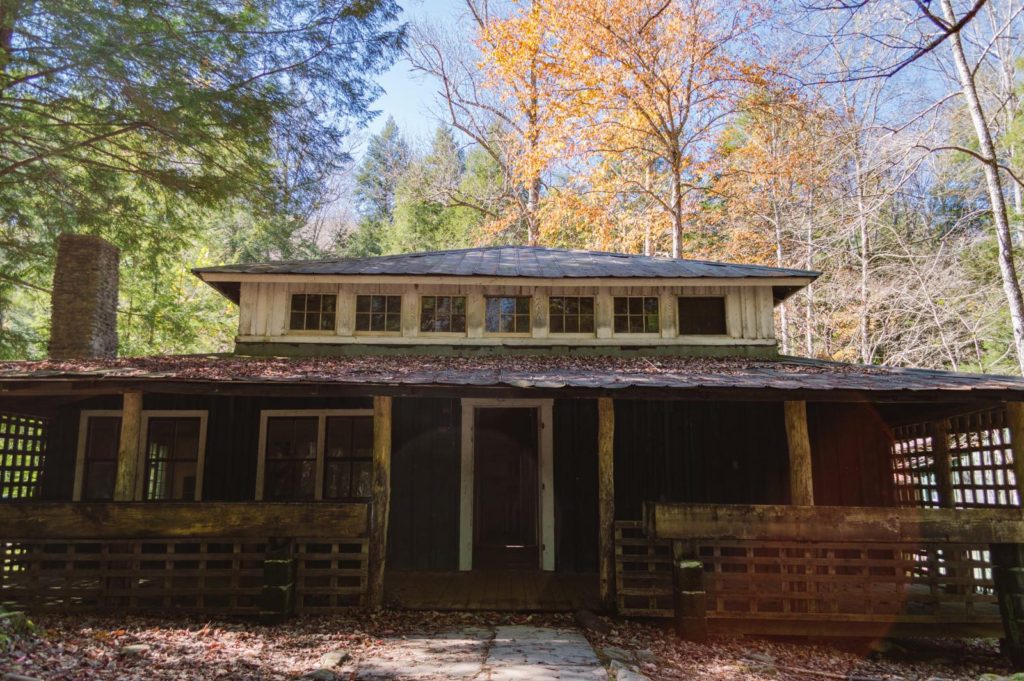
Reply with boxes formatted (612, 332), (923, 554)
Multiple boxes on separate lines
(2, 354), (1022, 399)
(193, 246), (819, 280)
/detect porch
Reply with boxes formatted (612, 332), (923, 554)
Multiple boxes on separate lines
(3, 354), (1024, 652)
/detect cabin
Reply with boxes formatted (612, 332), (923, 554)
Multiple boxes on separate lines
(5, 235), (1024, 655)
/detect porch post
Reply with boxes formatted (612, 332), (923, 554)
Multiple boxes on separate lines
(368, 395), (392, 609)
(113, 391), (143, 501)
(931, 419), (955, 508)
(598, 396), (615, 609)
(784, 401), (814, 506)
(997, 402), (1024, 667)
(1006, 403), (1024, 500)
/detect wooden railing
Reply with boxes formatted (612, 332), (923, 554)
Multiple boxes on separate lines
(0, 502), (370, 614)
(632, 503), (1024, 637)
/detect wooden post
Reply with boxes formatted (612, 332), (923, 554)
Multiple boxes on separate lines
(931, 419), (955, 507)
(991, 543), (1024, 669)
(113, 391), (143, 501)
(598, 396), (615, 610)
(672, 541), (707, 641)
(784, 400), (814, 506)
(367, 395), (392, 609)
(1006, 403), (1024, 500)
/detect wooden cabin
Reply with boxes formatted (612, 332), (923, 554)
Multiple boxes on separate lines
(5, 236), (1024, 654)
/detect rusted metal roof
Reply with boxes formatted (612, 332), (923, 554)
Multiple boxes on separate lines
(193, 246), (819, 280)
(1, 354), (1022, 398)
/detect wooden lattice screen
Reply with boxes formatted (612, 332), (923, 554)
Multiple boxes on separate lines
(892, 408), (1019, 509)
(0, 413), (46, 500)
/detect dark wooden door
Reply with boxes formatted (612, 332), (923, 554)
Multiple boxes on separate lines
(474, 407), (539, 570)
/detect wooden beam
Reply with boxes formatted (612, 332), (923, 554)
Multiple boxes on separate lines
(367, 395), (392, 609)
(647, 502), (1024, 544)
(113, 391), (142, 501)
(598, 396), (615, 610)
(0, 502), (368, 540)
(1006, 403), (1024, 500)
(932, 419), (955, 508)
(784, 400), (814, 506)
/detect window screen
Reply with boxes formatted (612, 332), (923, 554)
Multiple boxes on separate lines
(82, 416), (121, 500)
(289, 294), (337, 331)
(355, 295), (402, 332)
(485, 296), (531, 333)
(143, 417), (201, 500)
(677, 297), (728, 335)
(323, 416), (374, 500)
(420, 296), (467, 333)
(613, 296), (660, 333)
(264, 417), (318, 500)
(549, 296), (595, 334)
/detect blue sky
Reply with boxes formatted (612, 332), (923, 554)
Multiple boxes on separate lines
(365, 0), (465, 143)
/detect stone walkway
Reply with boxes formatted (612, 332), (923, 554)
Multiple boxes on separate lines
(347, 625), (608, 680)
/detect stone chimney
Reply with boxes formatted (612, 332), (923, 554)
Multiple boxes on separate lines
(48, 234), (119, 359)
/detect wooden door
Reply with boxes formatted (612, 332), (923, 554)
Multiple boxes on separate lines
(474, 407), (539, 570)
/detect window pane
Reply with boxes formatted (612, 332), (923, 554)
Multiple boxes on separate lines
(452, 315), (466, 332)
(678, 297), (727, 335)
(420, 313), (434, 332)
(84, 461), (116, 500)
(356, 295), (371, 313)
(453, 297), (465, 314)
(516, 297), (530, 314)
(323, 460), (353, 499)
(370, 296), (386, 313)
(355, 313), (370, 331)
(580, 298), (594, 314)
(551, 316), (564, 333)
(386, 296), (401, 314)
(290, 294), (336, 331)
(422, 296), (436, 312)
(82, 416), (121, 501)
(352, 462), (373, 497)
(385, 314), (401, 332)
(580, 315), (594, 333)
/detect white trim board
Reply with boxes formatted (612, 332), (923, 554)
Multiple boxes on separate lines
(459, 398), (555, 572)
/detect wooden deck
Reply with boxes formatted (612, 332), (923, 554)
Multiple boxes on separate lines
(384, 571), (600, 612)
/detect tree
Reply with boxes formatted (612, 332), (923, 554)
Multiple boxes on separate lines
(0, 0), (404, 357)
(344, 117), (412, 256)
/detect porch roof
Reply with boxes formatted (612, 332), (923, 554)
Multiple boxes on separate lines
(1, 354), (1023, 400)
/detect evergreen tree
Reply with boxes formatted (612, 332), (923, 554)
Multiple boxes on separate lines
(346, 117), (412, 256)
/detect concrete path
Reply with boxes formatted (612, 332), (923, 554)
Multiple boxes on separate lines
(350, 625), (608, 680)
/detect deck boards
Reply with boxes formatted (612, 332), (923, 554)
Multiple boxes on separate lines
(385, 571), (600, 612)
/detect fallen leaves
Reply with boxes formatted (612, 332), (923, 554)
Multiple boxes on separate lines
(0, 610), (1012, 681)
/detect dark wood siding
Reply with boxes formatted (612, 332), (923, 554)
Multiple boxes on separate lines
(554, 399), (598, 573)
(808, 403), (895, 507)
(613, 400), (789, 519)
(387, 397), (461, 571)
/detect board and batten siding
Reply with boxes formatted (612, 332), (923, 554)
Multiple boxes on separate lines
(236, 281), (777, 347)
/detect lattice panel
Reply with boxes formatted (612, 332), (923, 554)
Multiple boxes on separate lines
(0, 413), (46, 500)
(1, 540), (265, 613)
(614, 521), (673, 617)
(891, 422), (940, 508)
(948, 411), (1019, 508)
(294, 538), (369, 612)
(699, 540), (998, 622)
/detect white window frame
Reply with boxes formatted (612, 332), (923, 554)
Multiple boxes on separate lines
(74, 409), (209, 502)
(459, 398), (554, 572)
(418, 294), (469, 337)
(255, 408), (374, 501)
(675, 292), (733, 339)
(482, 295), (533, 337)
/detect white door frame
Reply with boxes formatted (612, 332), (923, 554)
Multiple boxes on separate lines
(459, 398), (554, 571)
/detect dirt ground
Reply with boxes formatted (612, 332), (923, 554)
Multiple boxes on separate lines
(0, 610), (1013, 681)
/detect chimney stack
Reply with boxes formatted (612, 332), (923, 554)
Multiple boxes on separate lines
(48, 234), (119, 359)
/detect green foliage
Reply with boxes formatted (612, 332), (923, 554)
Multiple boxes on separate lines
(0, 0), (404, 358)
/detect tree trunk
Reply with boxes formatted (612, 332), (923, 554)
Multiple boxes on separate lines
(670, 164), (683, 258)
(773, 199), (790, 354)
(940, 0), (1024, 375)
